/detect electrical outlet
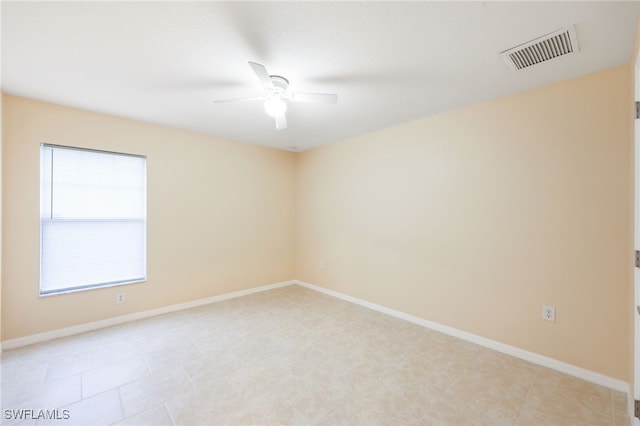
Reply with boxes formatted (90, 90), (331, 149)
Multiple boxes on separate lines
(542, 305), (555, 322)
(116, 293), (125, 304)
(319, 259), (326, 269)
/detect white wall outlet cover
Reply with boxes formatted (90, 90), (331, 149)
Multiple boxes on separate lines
(542, 305), (556, 322)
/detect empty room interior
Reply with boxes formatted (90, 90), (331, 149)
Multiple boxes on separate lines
(2, 1), (640, 425)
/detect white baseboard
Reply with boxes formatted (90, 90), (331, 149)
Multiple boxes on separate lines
(295, 279), (630, 394)
(630, 391), (639, 425)
(1, 280), (295, 351)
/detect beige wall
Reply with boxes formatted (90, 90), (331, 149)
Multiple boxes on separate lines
(1, 94), (296, 340)
(296, 65), (632, 381)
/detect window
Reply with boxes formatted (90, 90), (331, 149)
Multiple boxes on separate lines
(40, 144), (147, 295)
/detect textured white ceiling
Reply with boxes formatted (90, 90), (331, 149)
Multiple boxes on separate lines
(2, 1), (638, 151)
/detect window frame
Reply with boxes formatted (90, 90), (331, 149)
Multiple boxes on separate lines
(39, 143), (147, 296)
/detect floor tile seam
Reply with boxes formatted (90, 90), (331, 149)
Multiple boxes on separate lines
(181, 361), (211, 387)
(161, 401), (178, 426)
(416, 348), (489, 424)
(513, 365), (541, 426)
(548, 381), (615, 420)
(180, 365), (199, 396)
(405, 357), (473, 426)
(291, 398), (337, 424)
(140, 355), (153, 379)
(38, 375), (84, 411)
(313, 395), (355, 426)
(176, 367), (197, 397)
(0, 388), (42, 411)
(116, 361), (186, 400)
(105, 350), (150, 365)
(521, 369), (614, 424)
(0, 356), (18, 374)
(407, 398), (433, 426)
(466, 363), (540, 390)
(120, 390), (184, 421)
(390, 349), (412, 368)
(385, 392), (432, 426)
(42, 361), (54, 386)
(187, 336), (208, 356)
(222, 375), (244, 400)
(7, 354), (53, 372)
(114, 387), (126, 425)
(367, 361), (430, 399)
(1, 371), (47, 392)
(79, 369), (85, 403)
(80, 353), (148, 378)
(58, 386), (122, 422)
(178, 337), (204, 357)
(44, 361), (113, 386)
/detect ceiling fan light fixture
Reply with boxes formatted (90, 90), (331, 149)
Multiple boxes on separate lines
(215, 61), (337, 131)
(264, 95), (287, 117)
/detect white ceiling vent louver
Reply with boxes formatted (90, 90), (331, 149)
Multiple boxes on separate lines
(500, 26), (579, 71)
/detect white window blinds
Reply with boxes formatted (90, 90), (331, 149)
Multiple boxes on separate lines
(40, 144), (147, 295)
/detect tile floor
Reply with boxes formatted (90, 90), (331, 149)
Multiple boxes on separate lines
(0, 285), (630, 426)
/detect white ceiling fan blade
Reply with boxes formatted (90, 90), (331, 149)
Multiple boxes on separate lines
(249, 61), (274, 90)
(214, 96), (267, 104)
(290, 92), (337, 104)
(275, 113), (287, 130)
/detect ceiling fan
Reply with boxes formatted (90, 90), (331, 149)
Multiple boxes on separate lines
(214, 61), (337, 130)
